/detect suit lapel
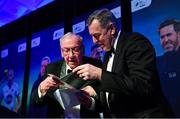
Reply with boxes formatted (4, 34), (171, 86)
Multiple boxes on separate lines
(59, 60), (66, 78)
(61, 57), (93, 89)
(47, 61), (64, 97)
(103, 52), (110, 70)
(112, 32), (123, 72)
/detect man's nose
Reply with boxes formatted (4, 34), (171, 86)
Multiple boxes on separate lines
(93, 37), (98, 44)
(163, 36), (169, 43)
(69, 49), (75, 57)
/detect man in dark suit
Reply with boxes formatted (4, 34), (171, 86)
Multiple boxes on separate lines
(156, 19), (180, 117)
(31, 32), (101, 118)
(73, 9), (173, 118)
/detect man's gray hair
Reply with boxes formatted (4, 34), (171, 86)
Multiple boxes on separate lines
(86, 8), (118, 28)
(59, 32), (83, 46)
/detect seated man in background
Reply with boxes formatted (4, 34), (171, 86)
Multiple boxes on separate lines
(31, 32), (101, 118)
(157, 19), (180, 117)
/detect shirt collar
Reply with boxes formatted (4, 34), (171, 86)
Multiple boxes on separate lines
(66, 63), (72, 74)
(113, 31), (121, 52)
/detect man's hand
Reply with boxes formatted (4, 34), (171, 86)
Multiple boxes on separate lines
(39, 76), (60, 96)
(81, 86), (97, 97)
(72, 64), (102, 80)
(76, 90), (92, 108)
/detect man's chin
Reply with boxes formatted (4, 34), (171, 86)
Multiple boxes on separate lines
(165, 47), (174, 52)
(68, 63), (77, 69)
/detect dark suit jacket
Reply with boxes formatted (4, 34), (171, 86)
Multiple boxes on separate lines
(96, 32), (173, 118)
(29, 75), (47, 118)
(31, 56), (101, 118)
(156, 50), (180, 117)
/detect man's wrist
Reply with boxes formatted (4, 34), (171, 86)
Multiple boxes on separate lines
(97, 68), (102, 80)
(38, 85), (46, 98)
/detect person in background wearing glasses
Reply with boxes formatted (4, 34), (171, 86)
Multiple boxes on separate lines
(31, 32), (101, 118)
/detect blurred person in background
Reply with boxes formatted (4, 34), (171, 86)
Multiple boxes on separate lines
(90, 44), (104, 61)
(29, 56), (51, 118)
(157, 19), (180, 117)
(0, 68), (21, 113)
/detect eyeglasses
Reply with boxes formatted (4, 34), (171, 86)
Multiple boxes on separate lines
(62, 46), (81, 55)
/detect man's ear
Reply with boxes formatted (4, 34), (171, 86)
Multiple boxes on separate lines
(108, 23), (116, 35)
(61, 50), (64, 57)
(178, 32), (180, 47)
(177, 31), (180, 37)
(81, 44), (85, 55)
(111, 28), (116, 35)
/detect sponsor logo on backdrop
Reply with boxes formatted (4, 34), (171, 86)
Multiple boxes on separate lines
(111, 6), (121, 19)
(73, 21), (85, 33)
(53, 28), (64, 40)
(31, 37), (40, 48)
(1, 49), (8, 58)
(131, 0), (152, 12)
(18, 42), (26, 53)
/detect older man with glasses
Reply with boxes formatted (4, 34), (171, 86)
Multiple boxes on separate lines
(31, 32), (101, 118)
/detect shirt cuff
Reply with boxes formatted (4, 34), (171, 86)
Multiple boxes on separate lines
(38, 86), (46, 98)
(89, 97), (95, 110)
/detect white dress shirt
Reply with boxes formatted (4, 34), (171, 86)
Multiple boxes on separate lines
(38, 63), (80, 118)
(64, 64), (80, 118)
(106, 31), (120, 110)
